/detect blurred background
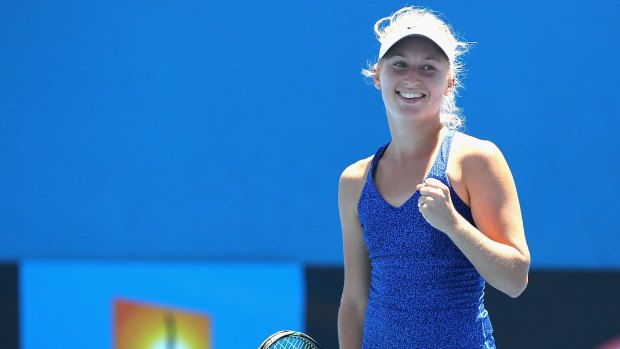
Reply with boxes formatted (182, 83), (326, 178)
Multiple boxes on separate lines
(1, 0), (619, 348)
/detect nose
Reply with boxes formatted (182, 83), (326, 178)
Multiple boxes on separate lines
(403, 68), (420, 84)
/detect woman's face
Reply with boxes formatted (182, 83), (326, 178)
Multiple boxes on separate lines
(375, 36), (452, 123)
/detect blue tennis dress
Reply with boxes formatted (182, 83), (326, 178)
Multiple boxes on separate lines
(359, 130), (495, 349)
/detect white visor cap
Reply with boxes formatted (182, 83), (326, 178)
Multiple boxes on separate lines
(378, 23), (455, 65)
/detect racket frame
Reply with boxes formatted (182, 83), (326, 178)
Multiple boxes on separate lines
(258, 330), (321, 349)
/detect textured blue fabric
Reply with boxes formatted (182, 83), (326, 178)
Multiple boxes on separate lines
(359, 130), (495, 349)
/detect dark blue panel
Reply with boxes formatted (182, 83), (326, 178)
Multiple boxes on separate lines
(0, 263), (18, 349)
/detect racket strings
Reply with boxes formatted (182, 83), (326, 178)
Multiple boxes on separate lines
(270, 336), (317, 349)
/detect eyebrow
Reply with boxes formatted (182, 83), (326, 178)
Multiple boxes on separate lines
(387, 53), (442, 62)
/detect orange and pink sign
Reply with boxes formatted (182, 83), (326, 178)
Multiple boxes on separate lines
(114, 299), (211, 349)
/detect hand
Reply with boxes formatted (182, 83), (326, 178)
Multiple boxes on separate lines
(416, 178), (460, 234)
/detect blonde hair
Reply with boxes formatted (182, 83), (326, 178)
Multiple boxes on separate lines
(362, 6), (471, 129)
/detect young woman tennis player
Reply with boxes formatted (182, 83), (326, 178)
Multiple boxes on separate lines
(337, 6), (530, 348)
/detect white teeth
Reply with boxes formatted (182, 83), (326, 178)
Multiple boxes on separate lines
(399, 91), (424, 99)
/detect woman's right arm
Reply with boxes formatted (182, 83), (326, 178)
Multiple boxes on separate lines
(337, 160), (371, 349)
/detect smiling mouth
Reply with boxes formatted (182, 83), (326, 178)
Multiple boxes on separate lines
(398, 91), (426, 99)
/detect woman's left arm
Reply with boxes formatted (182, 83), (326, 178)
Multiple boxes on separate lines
(417, 140), (530, 298)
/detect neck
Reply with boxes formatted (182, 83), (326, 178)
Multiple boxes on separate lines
(386, 115), (446, 160)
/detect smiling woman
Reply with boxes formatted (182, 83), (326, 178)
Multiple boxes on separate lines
(362, 7), (470, 129)
(376, 36), (454, 130)
(338, 6), (530, 349)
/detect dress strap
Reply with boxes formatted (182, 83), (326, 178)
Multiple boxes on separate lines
(367, 143), (390, 180)
(427, 129), (456, 179)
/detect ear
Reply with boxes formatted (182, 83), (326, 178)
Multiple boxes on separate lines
(374, 69), (381, 90)
(444, 74), (455, 96)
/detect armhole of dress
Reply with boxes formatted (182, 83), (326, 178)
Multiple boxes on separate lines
(445, 130), (474, 215)
(443, 129), (457, 188)
(357, 144), (388, 222)
(369, 143), (388, 181)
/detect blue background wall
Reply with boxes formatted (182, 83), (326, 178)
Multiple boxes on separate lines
(2, 1), (619, 267)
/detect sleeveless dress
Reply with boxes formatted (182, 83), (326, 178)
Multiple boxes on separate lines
(358, 130), (496, 349)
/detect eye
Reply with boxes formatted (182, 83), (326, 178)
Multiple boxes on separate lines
(420, 64), (436, 71)
(393, 61), (408, 68)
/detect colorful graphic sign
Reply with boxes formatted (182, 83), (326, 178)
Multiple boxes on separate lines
(114, 299), (211, 349)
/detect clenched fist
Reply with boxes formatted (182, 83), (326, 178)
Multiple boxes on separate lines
(416, 177), (461, 234)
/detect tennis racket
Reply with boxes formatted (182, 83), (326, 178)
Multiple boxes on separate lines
(258, 330), (322, 349)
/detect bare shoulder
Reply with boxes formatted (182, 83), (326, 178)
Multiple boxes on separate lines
(452, 132), (505, 164)
(339, 155), (374, 209)
(451, 132), (512, 180)
(448, 132), (515, 206)
(340, 156), (373, 184)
